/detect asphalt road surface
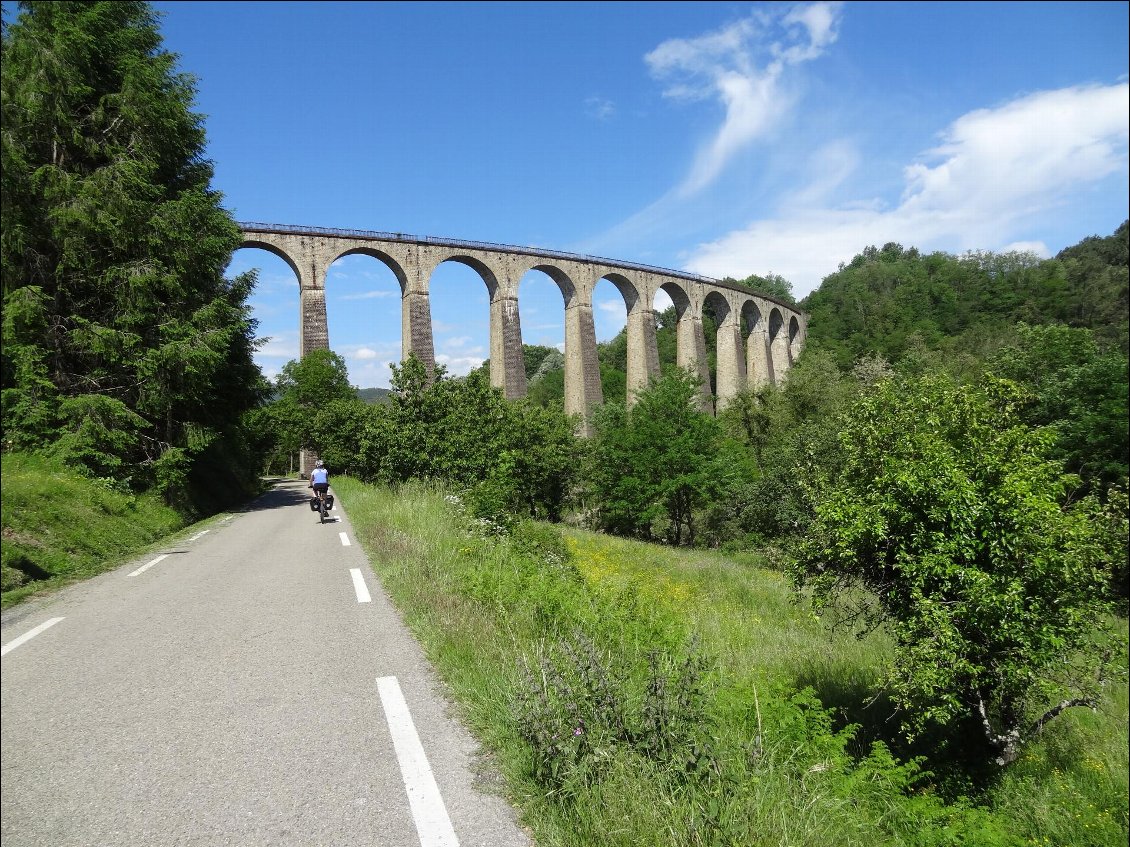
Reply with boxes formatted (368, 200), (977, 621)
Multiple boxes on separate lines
(1, 480), (533, 847)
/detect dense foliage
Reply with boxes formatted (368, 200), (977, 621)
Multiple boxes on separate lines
(1, 1), (266, 513)
(793, 372), (1125, 765)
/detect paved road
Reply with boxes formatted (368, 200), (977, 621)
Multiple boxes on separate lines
(1, 480), (533, 847)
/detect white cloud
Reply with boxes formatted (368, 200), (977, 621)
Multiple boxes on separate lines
(645, 2), (842, 196)
(597, 299), (625, 314)
(353, 347), (379, 360)
(254, 332), (300, 360)
(349, 359), (396, 389)
(435, 353), (486, 376)
(585, 96), (615, 120)
(685, 83), (1130, 298)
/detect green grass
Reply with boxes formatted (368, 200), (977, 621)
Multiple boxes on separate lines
(1, 451), (201, 606)
(334, 476), (1129, 847)
(4, 463), (1124, 845)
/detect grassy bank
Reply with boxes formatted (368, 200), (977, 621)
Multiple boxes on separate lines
(335, 476), (1129, 847)
(2, 452), (194, 606)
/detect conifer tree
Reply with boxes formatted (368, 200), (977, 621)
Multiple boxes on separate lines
(1, 1), (265, 496)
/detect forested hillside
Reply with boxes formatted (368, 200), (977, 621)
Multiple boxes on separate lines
(801, 221), (1129, 368)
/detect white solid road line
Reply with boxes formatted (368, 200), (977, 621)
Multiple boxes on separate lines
(350, 568), (372, 604)
(188, 530), (210, 542)
(339, 532), (351, 546)
(127, 554), (169, 578)
(377, 675), (460, 847)
(1, 617), (65, 657)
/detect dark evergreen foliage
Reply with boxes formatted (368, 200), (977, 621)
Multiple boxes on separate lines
(1, 1), (266, 512)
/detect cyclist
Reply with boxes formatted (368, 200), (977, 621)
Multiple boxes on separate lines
(309, 460), (330, 512)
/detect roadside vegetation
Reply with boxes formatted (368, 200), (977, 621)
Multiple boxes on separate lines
(2, 451), (186, 605)
(336, 478), (1129, 847)
(2, 3), (1126, 844)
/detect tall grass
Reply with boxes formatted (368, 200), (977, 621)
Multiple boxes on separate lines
(335, 476), (1129, 847)
(1, 451), (187, 605)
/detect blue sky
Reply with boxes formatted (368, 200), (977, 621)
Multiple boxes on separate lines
(81, 3), (1130, 386)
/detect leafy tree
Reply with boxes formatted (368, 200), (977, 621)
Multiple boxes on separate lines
(715, 349), (856, 547)
(1, 1), (264, 506)
(522, 344), (559, 380)
(987, 323), (1129, 495)
(241, 349), (358, 472)
(275, 348), (355, 410)
(793, 373), (1125, 765)
(587, 369), (726, 545)
(725, 272), (797, 306)
(801, 224), (1128, 372)
(471, 399), (582, 523)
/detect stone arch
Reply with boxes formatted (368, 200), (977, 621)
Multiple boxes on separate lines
(327, 246), (409, 295)
(591, 271), (638, 406)
(788, 315), (803, 364)
(431, 253), (501, 300)
(598, 271), (658, 407)
(316, 249), (405, 390)
(742, 300), (771, 390)
(659, 281), (708, 412)
(511, 264), (571, 403)
(238, 238), (302, 286)
(525, 263), (598, 431)
(528, 262), (578, 307)
(425, 255), (497, 379)
(768, 307), (786, 386)
(706, 290), (744, 412)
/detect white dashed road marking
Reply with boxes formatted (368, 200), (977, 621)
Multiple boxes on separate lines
(350, 568), (372, 603)
(377, 675), (459, 847)
(128, 554), (169, 578)
(188, 530), (209, 542)
(2, 617), (65, 657)
(339, 532), (351, 546)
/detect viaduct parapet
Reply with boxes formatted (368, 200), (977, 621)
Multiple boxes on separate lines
(238, 223), (808, 432)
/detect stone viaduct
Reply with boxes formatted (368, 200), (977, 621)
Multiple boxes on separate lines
(238, 223), (808, 431)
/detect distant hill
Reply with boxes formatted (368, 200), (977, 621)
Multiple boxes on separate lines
(799, 220), (1129, 368)
(356, 387), (393, 405)
(475, 221), (1129, 407)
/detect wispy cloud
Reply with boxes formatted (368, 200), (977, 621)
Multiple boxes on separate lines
(685, 82), (1129, 297)
(597, 299), (625, 314)
(581, 3), (842, 257)
(585, 96), (615, 120)
(254, 332), (300, 360)
(645, 2), (842, 196)
(436, 353), (486, 376)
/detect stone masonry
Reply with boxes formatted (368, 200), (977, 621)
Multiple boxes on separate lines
(239, 223), (808, 466)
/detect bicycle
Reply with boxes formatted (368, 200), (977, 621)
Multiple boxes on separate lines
(308, 486), (334, 523)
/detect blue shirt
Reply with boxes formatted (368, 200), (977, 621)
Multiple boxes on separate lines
(311, 468), (329, 485)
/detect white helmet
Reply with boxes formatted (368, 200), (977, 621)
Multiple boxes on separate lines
(315, 460), (325, 468)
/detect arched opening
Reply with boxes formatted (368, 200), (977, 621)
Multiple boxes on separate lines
(653, 283), (686, 378)
(228, 245), (300, 385)
(323, 251), (404, 392)
(742, 301), (770, 390)
(788, 315), (803, 364)
(768, 308), (785, 386)
(517, 267), (568, 407)
(702, 291), (733, 412)
(427, 258), (493, 380)
(592, 275), (632, 406)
